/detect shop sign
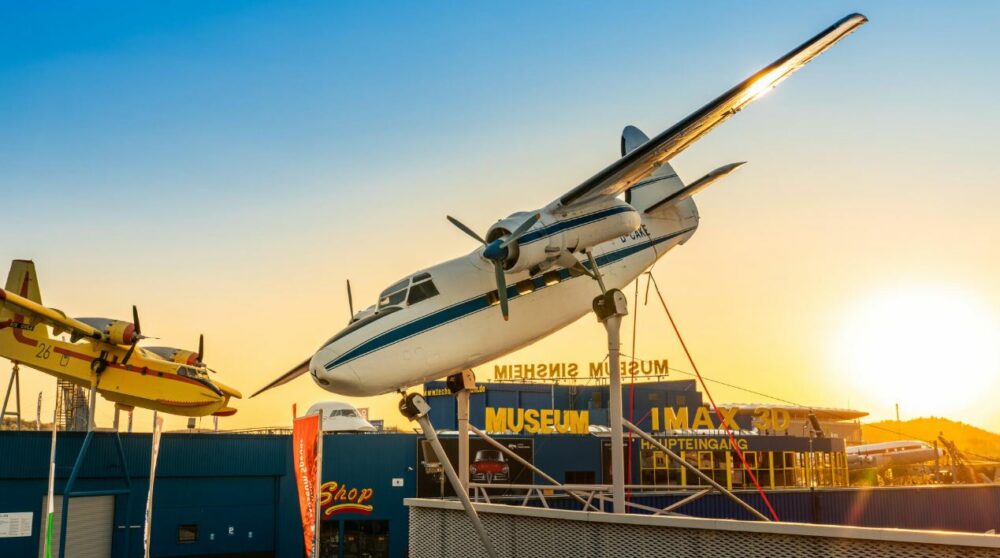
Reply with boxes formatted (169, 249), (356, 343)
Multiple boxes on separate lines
(320, 481), (374, 517)
(485, 407), (589, 434)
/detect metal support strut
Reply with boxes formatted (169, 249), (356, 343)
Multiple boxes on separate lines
(400, 392), (498, 558)
(448, 370), (476, 494)
(2, 362), (22, 430)
(623, 420), (770, 521)
(593, 288), (629, 513)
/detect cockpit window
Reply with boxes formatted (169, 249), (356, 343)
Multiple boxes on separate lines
(379, 289), (407, 308)
(378, 278), (410, 309)
(329, 408), (359, 418)
(407, 278), (439, 305)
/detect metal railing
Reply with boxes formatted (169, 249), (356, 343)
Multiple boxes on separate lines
(469, 482), (723, 516)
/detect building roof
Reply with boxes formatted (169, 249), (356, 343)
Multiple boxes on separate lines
(722, 403), (868, 421)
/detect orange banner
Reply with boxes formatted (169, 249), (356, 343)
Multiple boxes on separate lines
(293, 414), (321, 558)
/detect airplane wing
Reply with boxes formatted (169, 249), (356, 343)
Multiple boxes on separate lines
(249, 356), (311, 398)
(552, 13), (867, 209)
(0, 288), (104, 341)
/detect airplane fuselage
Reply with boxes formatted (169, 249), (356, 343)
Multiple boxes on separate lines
(0, 323), (239, 417)
(311, 197), (699, 396)
(847, 441), (944, 470)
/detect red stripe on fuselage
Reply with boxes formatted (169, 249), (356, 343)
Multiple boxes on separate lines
(12, 273), (37, 346)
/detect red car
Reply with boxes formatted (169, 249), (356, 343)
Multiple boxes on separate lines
(469, 449), (510, 483)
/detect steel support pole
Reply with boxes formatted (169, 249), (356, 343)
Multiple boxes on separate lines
(415, 412), (498, 558)
(458, 388), (470, 492)
(87, 377), (97, 432)
(604, 314), (626, 514)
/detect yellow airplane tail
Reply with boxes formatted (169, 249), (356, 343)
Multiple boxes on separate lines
(1, 260), (43, 321)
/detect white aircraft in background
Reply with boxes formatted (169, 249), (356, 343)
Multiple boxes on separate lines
(847, 441), (944, 470)
(306, 401), (377, 433)
(253, 14), (867, 399)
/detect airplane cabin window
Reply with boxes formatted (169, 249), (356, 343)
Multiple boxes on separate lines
(407, 280), (439, 305)
(542, 271), (561, 286)
(485, 290), (500, 306)
(516, 280), (534, 295)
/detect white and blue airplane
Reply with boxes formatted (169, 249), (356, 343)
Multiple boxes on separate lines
(847, 441), (944, 470)
(253, 13), (867, 399)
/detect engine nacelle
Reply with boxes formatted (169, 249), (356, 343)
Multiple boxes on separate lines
(486, 197), (641, 274)
(146, 347), (200, 365)
(76, 318), (139, 345)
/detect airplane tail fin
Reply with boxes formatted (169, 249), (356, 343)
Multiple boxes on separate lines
(621, 126), (744, 216)
(1, 260), (42, 321)
(5, 260), (42, 304)
(622, 126), (689, 214)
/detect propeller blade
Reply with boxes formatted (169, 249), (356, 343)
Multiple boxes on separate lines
(447, 215), (487, 245)
(493, 262), (509, 321)
(346, 279), (355, 320)
(122, 341), (138, 365)
(132, 304), (141, 335)
(198, 334), (204, 362)
(501, 213), (540, 248)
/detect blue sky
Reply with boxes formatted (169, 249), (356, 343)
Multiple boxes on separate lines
(1, 2), (997, 430)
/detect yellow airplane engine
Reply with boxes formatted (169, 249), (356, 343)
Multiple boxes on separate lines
(145, 346), (200, 366)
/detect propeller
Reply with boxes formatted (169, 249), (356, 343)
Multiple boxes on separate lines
(346, 279), (355, 322)
(121, 305), (147, 365)
(447, 213), (540, 321)
(195, 333), (218, 373)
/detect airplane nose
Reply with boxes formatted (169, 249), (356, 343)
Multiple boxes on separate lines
(310, 347), (362, 395)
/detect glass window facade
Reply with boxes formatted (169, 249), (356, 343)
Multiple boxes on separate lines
(639, 440), (849, 489)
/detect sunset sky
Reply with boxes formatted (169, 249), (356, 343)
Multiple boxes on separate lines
(1, 2), (997, 433)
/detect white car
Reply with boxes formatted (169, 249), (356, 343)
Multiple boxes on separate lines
(306, 401), (377, 433)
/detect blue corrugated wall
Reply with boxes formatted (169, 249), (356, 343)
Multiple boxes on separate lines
(0, 431), (418, 558)
(1, 431), (998, 558)
(542, 486), (1000, 533)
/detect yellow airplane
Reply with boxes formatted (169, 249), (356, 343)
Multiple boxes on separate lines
(0, 260), (241, 417)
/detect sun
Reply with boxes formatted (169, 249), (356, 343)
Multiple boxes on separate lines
(832, 285), (1000, 418)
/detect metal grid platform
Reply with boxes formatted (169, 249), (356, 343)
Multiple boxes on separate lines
(407, 498), (1000, 558)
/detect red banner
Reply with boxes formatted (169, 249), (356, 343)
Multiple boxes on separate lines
(293, 414), (322, 558)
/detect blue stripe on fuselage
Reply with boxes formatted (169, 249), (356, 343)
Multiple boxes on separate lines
(518, 206), (634, 246)
(324, 227), (694, 371)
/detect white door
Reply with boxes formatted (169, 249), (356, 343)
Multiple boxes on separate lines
(38, 495), (114, 558)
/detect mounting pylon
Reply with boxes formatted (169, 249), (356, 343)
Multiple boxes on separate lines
(1, 362), (22, 430)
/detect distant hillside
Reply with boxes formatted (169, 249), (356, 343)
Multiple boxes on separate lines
(862, 417), (1000, 461)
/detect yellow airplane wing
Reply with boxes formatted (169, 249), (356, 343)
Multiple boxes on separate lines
(0, 288), (104, 342)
